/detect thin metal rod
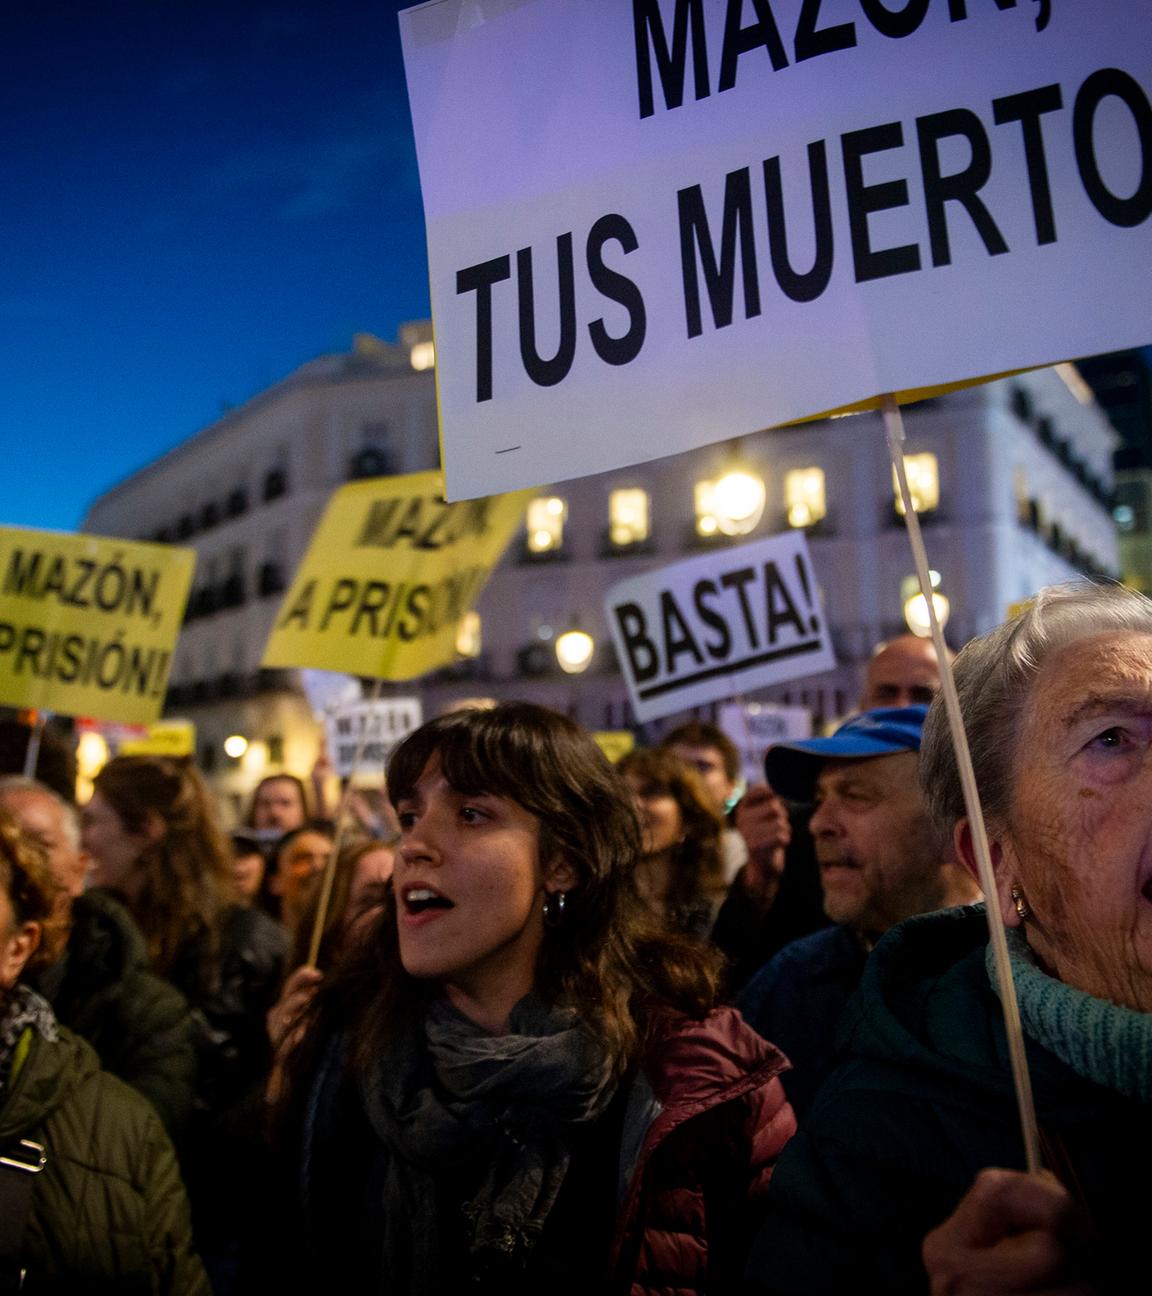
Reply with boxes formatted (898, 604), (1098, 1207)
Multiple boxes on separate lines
(882, 393), (1042, 1176)
(306, 676), (386, 968)
(22, 712), (48, 779)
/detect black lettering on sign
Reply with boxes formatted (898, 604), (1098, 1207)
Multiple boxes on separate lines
(633, 0), (710, 119)
(278, 579), (316, 630)
(719, 566), (760, 647)
(917, 108), (1009, 266)
(719, 0), (789, 94)
(842, 121), (922, 281)
(1073, 68), (1152, 229)
(692, 579), (732, 659)
(794, 0), (856, 64)
(763, 140), (834, 303)
(613, 602), (659, 682)
(660, 590), (705, 674)
(763, 561), (807, 640)
(859, 0), (930, 41)
(319, 580), (359, 631)
(586, 215), (647, 367)
(678, 167), (761, 338)
(1, 548), (163, 617)
(457, 255), (512, 402)
(992, 84), (1063, 246)
(518, 234), (578, 388)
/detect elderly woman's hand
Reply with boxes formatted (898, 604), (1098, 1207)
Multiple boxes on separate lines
(922, 1168), (1098, 1296)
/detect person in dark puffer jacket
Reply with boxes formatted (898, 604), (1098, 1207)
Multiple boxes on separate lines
(33, 886), (199, 1136)
(0, 808), (208, 1294)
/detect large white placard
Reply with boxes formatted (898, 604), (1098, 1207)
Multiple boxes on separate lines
(605, 531), (835, 723)
(400, 1), (1151, 500)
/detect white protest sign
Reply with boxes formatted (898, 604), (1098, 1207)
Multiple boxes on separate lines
(400, 2), (1152, 500)
(605, 531), (835, 723)
(325, 698), (423, 778)
(719, 700), (813, 788)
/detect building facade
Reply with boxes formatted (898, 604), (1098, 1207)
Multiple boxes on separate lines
(84, 330), (1119, 815)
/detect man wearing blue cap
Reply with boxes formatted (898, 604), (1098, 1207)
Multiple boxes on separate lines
(736, 706), (980, 1115)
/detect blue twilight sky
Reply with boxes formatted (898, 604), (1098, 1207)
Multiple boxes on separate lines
(1, 0), (430, 534)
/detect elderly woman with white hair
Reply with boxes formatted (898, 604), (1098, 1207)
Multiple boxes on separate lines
(745, 581), (1152, 1295)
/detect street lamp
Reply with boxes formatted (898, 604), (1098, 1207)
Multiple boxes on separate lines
(555, 626), (595, 674)
(902, 572), (950, 637)
(695, 466), (767, 537)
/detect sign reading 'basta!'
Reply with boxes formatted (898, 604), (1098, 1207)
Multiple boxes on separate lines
(401, 1), (1151, 500)
(0, 527), (195, 724)
(605, 530), (835, 723)
(262, 471), (530, 680)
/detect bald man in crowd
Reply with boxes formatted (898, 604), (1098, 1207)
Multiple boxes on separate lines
(860, 634), (951, 710)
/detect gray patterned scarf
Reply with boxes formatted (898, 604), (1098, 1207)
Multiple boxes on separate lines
(358, 993), (616, 1292)
(0, 985), (58, 1103)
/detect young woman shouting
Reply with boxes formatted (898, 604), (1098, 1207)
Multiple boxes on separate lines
(270, 702), (794, 1296)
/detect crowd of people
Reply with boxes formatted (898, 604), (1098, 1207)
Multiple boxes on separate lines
(0, 581), (1146, 1292)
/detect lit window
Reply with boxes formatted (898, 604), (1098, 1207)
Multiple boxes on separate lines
(410, 341), (436, 371)
(893, 453), (940, 515)
(456, 611), (482, 658)
(695, 469), (766, 537)
(526, 496), (566, 553)
(785, 467), (826, 528)
(609, 488), (650, 546)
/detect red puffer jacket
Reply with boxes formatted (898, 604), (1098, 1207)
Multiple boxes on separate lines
(609, 1006), (795, 1296)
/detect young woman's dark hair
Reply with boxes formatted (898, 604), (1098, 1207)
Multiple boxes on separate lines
(90, 755), (234, 977)
(616, 745), (727, 930)
(289, 703), (722, 1089)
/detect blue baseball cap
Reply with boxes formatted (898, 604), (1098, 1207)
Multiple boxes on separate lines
(763, 705), (928, 802)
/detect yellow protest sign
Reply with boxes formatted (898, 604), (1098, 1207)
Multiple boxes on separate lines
(262, 472), (530, 680)
(592, 731), (635, 764)
(119, 719), (196, 757)
(0, 527), (195, 724)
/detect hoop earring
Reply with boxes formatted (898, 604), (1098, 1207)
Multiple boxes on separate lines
(1011, 886), (1031, 921)
(542, 891), (567, 928)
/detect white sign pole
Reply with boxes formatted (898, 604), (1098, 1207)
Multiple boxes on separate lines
(883, 393), (1041, 1176)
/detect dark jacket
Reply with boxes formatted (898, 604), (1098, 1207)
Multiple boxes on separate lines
(30, 888), (198, 1136)
(263, 1006), (794, 1296)
(0, 1020), (209, 1294)
(712, 809), (829, 992)
(609, 1006), (796, 1296)
(168, 903), (288, 1276)
(746, 905), (1150, 1295)
(736, 924), (866, 1116)
(168, 903), (288, 1117)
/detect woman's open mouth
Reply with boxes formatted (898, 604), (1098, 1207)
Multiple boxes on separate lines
(400, 884), (455, 924)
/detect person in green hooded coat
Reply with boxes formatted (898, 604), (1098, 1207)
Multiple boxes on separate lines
(0, 807), (208, 1294)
